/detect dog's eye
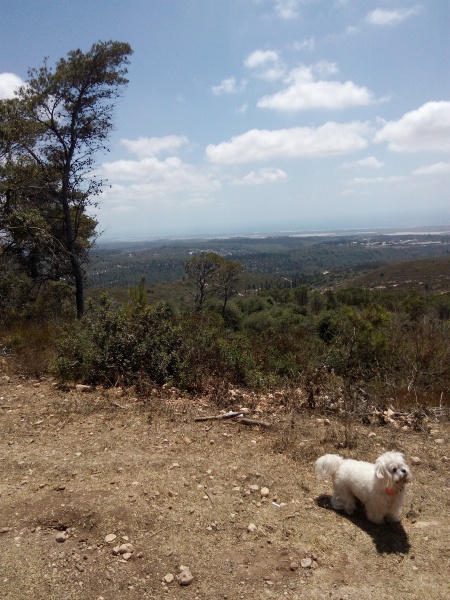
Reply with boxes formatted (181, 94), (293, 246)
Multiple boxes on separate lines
(392, 467), (397, 473)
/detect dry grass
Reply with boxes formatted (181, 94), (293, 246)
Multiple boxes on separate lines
(0, 365), (449, 599)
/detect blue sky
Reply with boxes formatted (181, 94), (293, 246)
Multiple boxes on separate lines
(1, 0), (449, 238)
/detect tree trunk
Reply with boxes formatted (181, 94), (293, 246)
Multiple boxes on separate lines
(61, 185), (84, 319)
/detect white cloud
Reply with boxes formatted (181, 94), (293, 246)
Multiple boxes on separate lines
(351, 175), (406, 185)
(413, 162), (450, 176)
(245, 49), (280, 69)
(100, 155), (218, 188)
(0, 72), (24, 99)
(206, 121), (371, 164)
(98, 150), (221, 212)
(121, 135), (188, 158)
(232, 167), (288, 185)
(274, 0), (301, 20)
(366, 7), (421, 26)
(339, 156), (384, 169)
(375, 101), (450, 153)
(212, 77), (245, 95)
(245, 49), (286, 81)
(292, 37), (315, 52)
(257, 64), (377, 111)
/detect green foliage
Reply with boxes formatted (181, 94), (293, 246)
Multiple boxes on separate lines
(53, 297), (183, 386)
(1, 40), (132, 318)
(48, 273), (450, 409)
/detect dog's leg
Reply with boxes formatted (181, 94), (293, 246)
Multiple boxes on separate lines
(385, 496), (404, 523)
(365, 500), (385, 524)
(331, 485), (356, 515)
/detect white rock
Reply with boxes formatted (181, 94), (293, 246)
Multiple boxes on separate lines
(300, 558), (312, 569)
(55, 532), (68, 543)
(104, 534), (117, 543)
(411, 456), (421, 465)
(164, 573), (175, 584)
(260, 487), (270, 497)
(76, 384), (92, 393)
(247, 523), (258, 533)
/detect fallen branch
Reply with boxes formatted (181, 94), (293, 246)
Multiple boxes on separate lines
(194, 411), (241, 422)
(194, 411), (272, 428)
(235, 417), (272, 428)
(112, 402), (127, 409)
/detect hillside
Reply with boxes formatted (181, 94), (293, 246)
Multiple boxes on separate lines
(335, 256), (450, 293)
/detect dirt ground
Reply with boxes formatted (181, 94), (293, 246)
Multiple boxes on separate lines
(1, 363), (449, 600)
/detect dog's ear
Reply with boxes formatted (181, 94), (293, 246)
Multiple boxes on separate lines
(375, 457), (389, 480)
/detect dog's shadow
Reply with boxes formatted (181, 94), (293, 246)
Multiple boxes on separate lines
(316, 495), (411, 554)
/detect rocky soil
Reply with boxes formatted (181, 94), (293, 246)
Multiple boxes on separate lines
(0, 368), (449, 599)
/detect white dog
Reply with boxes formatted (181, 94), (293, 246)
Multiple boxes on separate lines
(316, 451), (411, 524)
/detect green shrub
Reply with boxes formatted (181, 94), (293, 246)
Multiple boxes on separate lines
(53, 297), (183, 386)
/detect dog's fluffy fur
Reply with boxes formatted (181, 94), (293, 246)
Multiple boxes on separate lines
(316, 451), (411, 524)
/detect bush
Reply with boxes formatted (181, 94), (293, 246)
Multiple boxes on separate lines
(53, 297), (183, 386)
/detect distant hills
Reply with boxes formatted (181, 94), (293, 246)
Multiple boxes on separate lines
(337, 256), (450, 292)
(88, 229), (450, 292)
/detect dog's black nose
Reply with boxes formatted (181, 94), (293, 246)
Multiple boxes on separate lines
(401, 468), (407, 474)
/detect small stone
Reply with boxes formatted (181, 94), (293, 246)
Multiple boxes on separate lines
(177, 567), (194, 586)
(260, 487), (270, 498)
(76, 384), (93, 393)
(249, 484), (259, 493)
(55, 532), (68, 543)
(122, 552), (132, 561)
(300, 558), (312, 569)
(368, 432), (376, 438)
(434, 439), (444, 445)
(411, 456), (421, 465)
(104, 534), (117, 543)
(247, 523), (258, 533)
(290, 562), (299, 571)
(118, 543), (134, 554)
(164, 573), (175, 584)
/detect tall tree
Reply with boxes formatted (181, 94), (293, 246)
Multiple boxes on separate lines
(216, 259), (243, 316)
(184, 252), (243, 313)
(0, 40), (133, 317)
(184, 253), (223, 312)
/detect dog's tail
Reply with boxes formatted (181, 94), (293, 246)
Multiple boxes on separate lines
(315, 454), (344, 480)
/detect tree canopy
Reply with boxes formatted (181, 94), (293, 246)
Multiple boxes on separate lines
(0, 40), (133, 318)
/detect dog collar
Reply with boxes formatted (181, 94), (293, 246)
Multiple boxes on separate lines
(385, 488), (396, 495)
